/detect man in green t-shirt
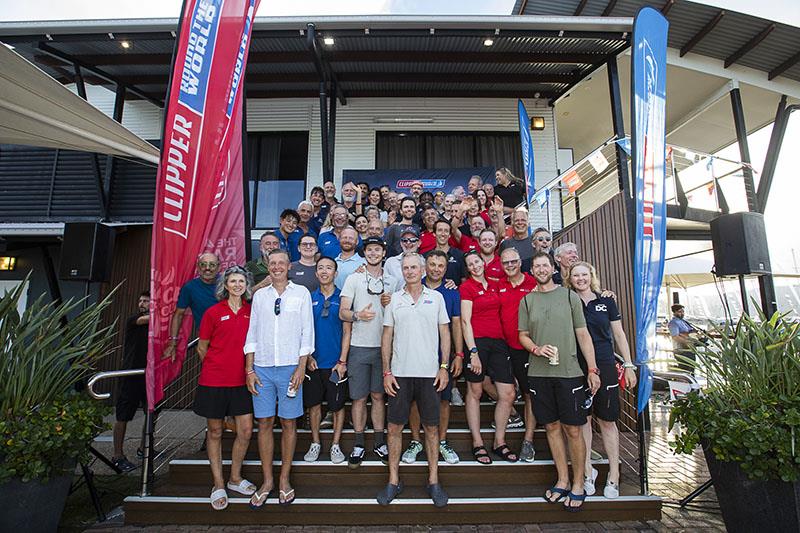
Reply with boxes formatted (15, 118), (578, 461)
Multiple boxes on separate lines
(246, 232), (280, 290)
(518, 251), (600, 512)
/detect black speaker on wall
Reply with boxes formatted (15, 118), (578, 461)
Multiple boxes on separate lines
(710, 212), (771, 277)
(58, 223), (115, 282)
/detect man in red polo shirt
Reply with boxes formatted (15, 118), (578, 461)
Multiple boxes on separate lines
(497, 247), (538, 462)
(478, 228), (503, 282)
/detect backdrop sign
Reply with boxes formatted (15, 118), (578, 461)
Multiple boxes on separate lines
(147, 0), (258, 409)
(631, 6), (669, 414)
(343, 167), (495, 195)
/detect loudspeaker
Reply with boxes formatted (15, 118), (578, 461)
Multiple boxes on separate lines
(58, 223), (115, 282)
(710, 212), (770, 276)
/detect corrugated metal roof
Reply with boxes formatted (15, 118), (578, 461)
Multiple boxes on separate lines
(514, 0), (800, 83)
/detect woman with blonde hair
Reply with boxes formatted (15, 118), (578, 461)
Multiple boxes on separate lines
(494, 167), (525, 216)
(194, 265), (256, 510)
(564, 261), (637, 499)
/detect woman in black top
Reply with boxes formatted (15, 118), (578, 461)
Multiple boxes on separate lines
(565, 261), (636, 500)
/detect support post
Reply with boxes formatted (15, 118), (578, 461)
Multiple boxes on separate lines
(328, 80), (337, 180)
(242, 82), (252, 262)
(757, 96), (789, 212)
(730, 87), (778, 317)
(319, 81), (331, 182)
(72, 63), (108, 217)
(102, 84), (126, 220)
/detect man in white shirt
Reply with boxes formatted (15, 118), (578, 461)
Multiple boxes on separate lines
(384, 226), (421, 281)
(245, 249), (314, 508)
(378, 252), (451, 508)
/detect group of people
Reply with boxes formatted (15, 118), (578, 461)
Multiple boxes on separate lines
(112, 170), (638, 513)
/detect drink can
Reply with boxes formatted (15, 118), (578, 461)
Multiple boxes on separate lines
(286, 384), (297, 398)
(548, 346), (559, 366)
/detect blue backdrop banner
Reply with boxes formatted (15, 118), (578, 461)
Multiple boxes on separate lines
(631, 7), (669, 413)
(342, 167), (495, 195)
(518, 99), (536, 206)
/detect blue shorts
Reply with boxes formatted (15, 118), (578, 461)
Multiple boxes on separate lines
(252, 365), (303, 420)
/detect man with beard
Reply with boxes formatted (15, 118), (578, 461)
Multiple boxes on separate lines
(518, 252), (600, 512)
(334, 227), (366, 290)
(340, 237), (402, 467)
(425, 219), (464, 286)
(477, 228), (503, 282)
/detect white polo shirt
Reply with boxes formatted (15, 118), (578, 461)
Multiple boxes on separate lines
(383, 285), (450, 378)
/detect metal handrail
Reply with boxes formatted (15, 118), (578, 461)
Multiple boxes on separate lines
(86, 369), (144, 400)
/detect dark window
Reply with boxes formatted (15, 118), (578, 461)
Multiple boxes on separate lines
(247, 132), (308, 229)
(375, 132), (523, 173)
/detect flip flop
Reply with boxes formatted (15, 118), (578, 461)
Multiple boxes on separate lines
(210, 487), (228, 511)
(279, 488), (296, 506)
(564, 490), (587, 512)
(249, 488), (272, 510)
(544, 486), (569, 504)
(227, 478), (257, 496)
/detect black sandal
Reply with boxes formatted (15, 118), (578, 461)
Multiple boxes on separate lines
(492, 444), (519, 463)
(472, 445), (493, 465)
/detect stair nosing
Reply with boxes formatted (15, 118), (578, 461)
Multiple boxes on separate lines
(124, 494), (662, 504)
(169, 458), (611, 467)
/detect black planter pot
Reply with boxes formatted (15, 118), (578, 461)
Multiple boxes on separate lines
(704, 445), (800, 533)
(0, 474), (73, 532)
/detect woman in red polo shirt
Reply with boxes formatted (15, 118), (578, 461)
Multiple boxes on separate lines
(194, 266), (255, 511)
(459, 251), (518, 465)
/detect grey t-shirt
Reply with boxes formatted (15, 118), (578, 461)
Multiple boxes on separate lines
(518, 286), (586, 379)
(383, 286), (450, 378)
(340, 269), (402, 348)
(289, 261), (319, 293)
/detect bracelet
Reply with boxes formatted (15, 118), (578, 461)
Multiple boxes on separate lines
(383, 370), (393, 377)
(454, 352), (464, 359)
(622, 362), (636, 369)
(589, 367), (601, 376)
(338, 360), (348, 366)
(246, 369), (255, 375)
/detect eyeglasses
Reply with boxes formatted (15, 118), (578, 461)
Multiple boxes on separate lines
(501, 259), (520, 267)
(299, 242), (317, 248)
(400, 237), (419, 244)
(321, 299), (332, 318)
(198, 262), (219, 268)
(274, 297), (281, 316)
(366, 273), (385, 295)
(535, 236), (552, 242)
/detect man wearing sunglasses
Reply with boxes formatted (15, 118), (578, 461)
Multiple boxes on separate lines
(303, 257), (349, 464)
(340, 237), (401, 468)
(244, 249), (314, 506)
(162, 252), (221, 362)
(384, 226), (421, 281)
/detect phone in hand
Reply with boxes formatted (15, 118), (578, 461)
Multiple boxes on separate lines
(330, 370), (341, 384)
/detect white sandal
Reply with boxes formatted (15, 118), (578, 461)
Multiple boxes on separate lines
(210, 487), (228, 510)
(227, 478), (257, 495)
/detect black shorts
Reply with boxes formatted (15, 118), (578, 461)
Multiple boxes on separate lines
(387, 377), (440, 427)
(528, 376), (587, 426)
(589, 363), (621, 422)
(193, 385), (253, 419)
(116, 375), (147, 422)
(509, 348), (531, 396)
(303, 368), (347, 412)
(465, 337), (515, 384)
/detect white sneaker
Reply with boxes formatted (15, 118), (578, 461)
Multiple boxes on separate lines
(402, 440), (423, 464)
(450, 387), (464, 406)
(330, 444), (345, 464)
(604, 480), (619, 499)
(584, 466), (598, 496)
(304, 442), (321, 462)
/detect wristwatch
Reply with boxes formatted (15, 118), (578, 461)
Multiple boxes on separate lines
(352, 310), (360, 322)
(622, 362), (636, 369)
(469, 347), (479, 355)
(440, 362), (449, 369)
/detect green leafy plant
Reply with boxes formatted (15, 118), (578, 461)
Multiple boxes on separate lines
(669, 310), (800, 482)
(0, 274), (117, 482)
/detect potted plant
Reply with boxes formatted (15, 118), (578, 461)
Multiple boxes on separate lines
(0, 275), (116, 532)
(669, 311), (800, 532)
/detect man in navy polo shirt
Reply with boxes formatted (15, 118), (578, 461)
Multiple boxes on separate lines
(303, 256), (349, 464)
(401, 250), (464, 465)
(162, 252), (220, 361)
(276, 209), (304, 262)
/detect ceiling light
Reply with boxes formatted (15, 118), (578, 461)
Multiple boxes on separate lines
(120, 40), (131, 49)
(483, 38), (494, 47)
(323, 36), (335, 46)
(0, 256), (16, 271)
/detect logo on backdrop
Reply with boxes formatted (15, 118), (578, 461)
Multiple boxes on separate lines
(344, 167), (495, 195)
(396, 179), (446, 189)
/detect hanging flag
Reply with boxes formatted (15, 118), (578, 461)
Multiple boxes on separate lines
(147, 0), (259, 409)
(562, 169), (584, 195)
(518, 100), (536, 206)
(631, 7), (669, 414)
(533, 187), (550, 207)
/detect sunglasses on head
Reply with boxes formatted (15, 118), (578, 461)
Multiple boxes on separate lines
(274, 297), (281, 316)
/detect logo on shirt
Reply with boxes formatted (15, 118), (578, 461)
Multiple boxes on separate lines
(220, 315), (230, 321)
(595, 304), (607, 312)
(423, 299), (433, 304)
(499, 288), (507, 293)
(477, 290), (485, 295)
